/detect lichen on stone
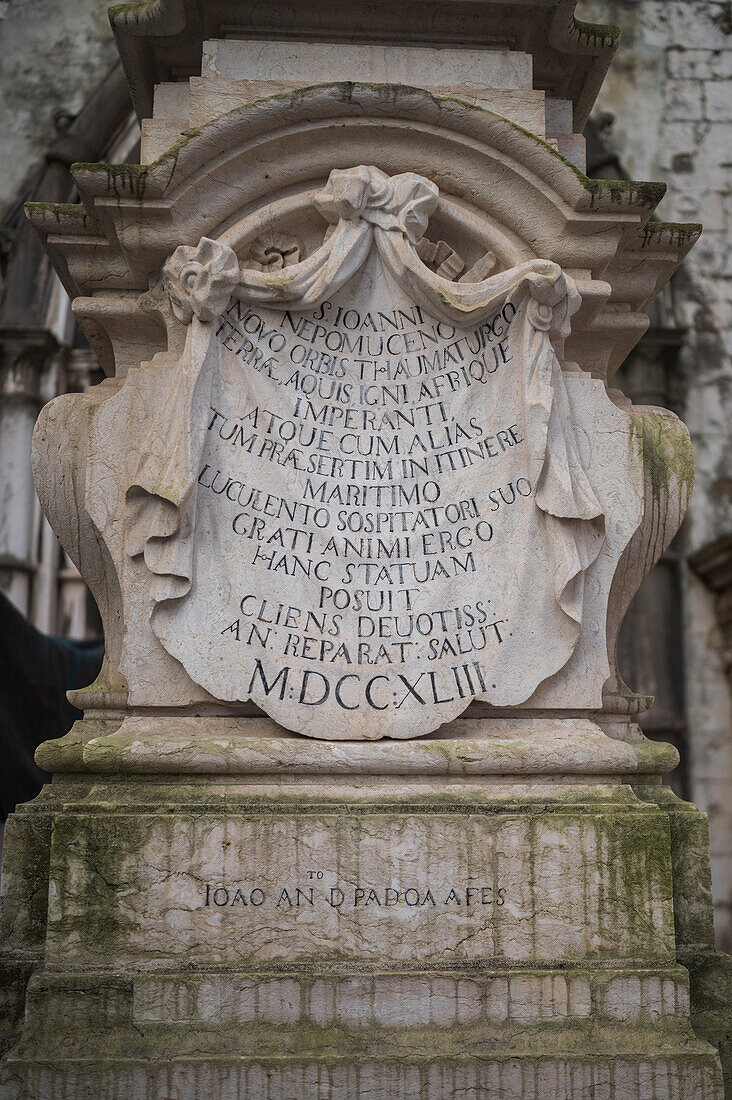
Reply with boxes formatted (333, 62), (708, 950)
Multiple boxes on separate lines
(630, 411), (695, 505)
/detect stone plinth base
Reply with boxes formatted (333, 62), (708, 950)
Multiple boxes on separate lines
(0, 717), (727, 1098)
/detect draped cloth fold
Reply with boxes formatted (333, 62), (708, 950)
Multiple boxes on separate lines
(126, 319), (221, 603)
(127, 164), (604, 674)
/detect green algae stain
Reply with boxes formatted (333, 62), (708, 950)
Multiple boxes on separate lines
(630, 412), (695, 506)
(70, 161), (151, 201)
(642, 221), (703, 249)
(571, 17), (622, 48)
(24, 201), (87, 225)
(582, 176), (667, 208)
(107, 1), (146, 23)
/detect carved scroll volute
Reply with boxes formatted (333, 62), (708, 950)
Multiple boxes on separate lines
(603, 404), (693, 717)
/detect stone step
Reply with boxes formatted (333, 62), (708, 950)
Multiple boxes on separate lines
(0, 1050), (725, 1100)
(20, 966), (694, 1034)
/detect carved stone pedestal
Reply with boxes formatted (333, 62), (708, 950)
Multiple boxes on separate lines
(2, 5), (731, 1093)
(0, 716), (726, 1099)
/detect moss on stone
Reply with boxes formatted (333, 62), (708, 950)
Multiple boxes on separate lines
(630, 410), (695, 506)
(683, 949), (732, 1092)
(70, 161), (151, 201)
(55, 80), (683, 243)
(636, 786), (717, 950)
(0, 813), (53, 950)
(484, 115), (666, 210)
(571, 17), (622, 48)
(582, 176), (667, 208)
(642, 221), (703, 249)
(107, 1), (144, 21)
(24, 201), (87, 224)
(37, 801), (677, 968)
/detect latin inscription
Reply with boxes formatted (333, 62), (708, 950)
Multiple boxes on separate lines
(151, 250), (592, 735)
(203, 883), (507, 909)
(206, 288), (519, 716)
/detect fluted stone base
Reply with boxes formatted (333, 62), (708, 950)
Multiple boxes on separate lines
(0, 716), (727, 1099)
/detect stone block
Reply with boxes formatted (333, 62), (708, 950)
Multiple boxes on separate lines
(223, 977), (260, 1024)
(40, 801), (677, 968)
(1, 756), (725, 1096)
(0, 806), (53, 954)
(483, 975), (509, 1021)
(186, 76), (548, 134)
(0, 961), (36, 1059)
(666, 49), (724, 80)
(140, 118), (188, 164)
(656, 121), (700, 169)
(200, 38), (535, 89)
(569, 976), (592, 1018)
(665, 188), (726, 232)
(692, 121), (732, 186)
(334, 977), (372, 1028)
(455, 978), (482, 1023)
(545, 96), (573, 135)
(152, 82), (190, 119)
(705, 79), (732, 120)
(666, 78), (705, 120)
(3, 1053), (726, 1099)
(634, 787), (716, 950)
(553, 133), (587, 170)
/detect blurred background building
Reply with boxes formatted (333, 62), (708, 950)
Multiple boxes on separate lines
(0, 0), (731, 948)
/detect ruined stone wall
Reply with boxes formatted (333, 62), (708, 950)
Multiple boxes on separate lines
(579, 0), (732, 950)
(0, 0), (116, 214)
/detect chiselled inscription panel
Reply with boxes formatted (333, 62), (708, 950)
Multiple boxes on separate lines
(185, 255), (540, 733)
(91, 167), (643, 737)
(45, 811), (675, 967)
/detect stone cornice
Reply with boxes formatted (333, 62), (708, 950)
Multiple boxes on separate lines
(25, 84), (700, 381)
(108, 0), (619, 129)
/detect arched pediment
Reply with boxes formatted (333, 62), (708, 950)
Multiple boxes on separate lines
(28, 83), (698, 380)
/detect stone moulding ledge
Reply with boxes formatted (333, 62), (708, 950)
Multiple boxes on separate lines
(641, 220), (704, 249)
(22, 81), (699, 335)
(23, 83), (668, 218)
(108, 0), (620, 128)
(36, 716), (679, 776)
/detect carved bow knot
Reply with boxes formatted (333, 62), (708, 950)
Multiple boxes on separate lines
(162, 237), (240, 324)
(314, 165), (439, 243)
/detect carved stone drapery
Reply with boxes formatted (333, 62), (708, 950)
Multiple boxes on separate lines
(81, 165), (628, 739)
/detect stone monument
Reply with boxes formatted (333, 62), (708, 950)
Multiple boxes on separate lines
(1, 1), (730, 1097)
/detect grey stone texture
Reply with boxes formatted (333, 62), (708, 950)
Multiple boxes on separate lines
(0, 0), (728, 955)
(0, 730), (727, 1098)
(0, 0), (116, 215)
(579, 0), (732, 954)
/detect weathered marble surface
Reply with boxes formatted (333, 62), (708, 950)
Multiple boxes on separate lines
(35, 714), (679, 777)
(9, 1055), (724, 1100)
(44, 804), (675, 967)
(62, 166), (644, 738)
(27, 82), (698, 730)
(0, 762), (725, 1100)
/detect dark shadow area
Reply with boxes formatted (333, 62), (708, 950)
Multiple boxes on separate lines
(0, 591), (102, 819)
